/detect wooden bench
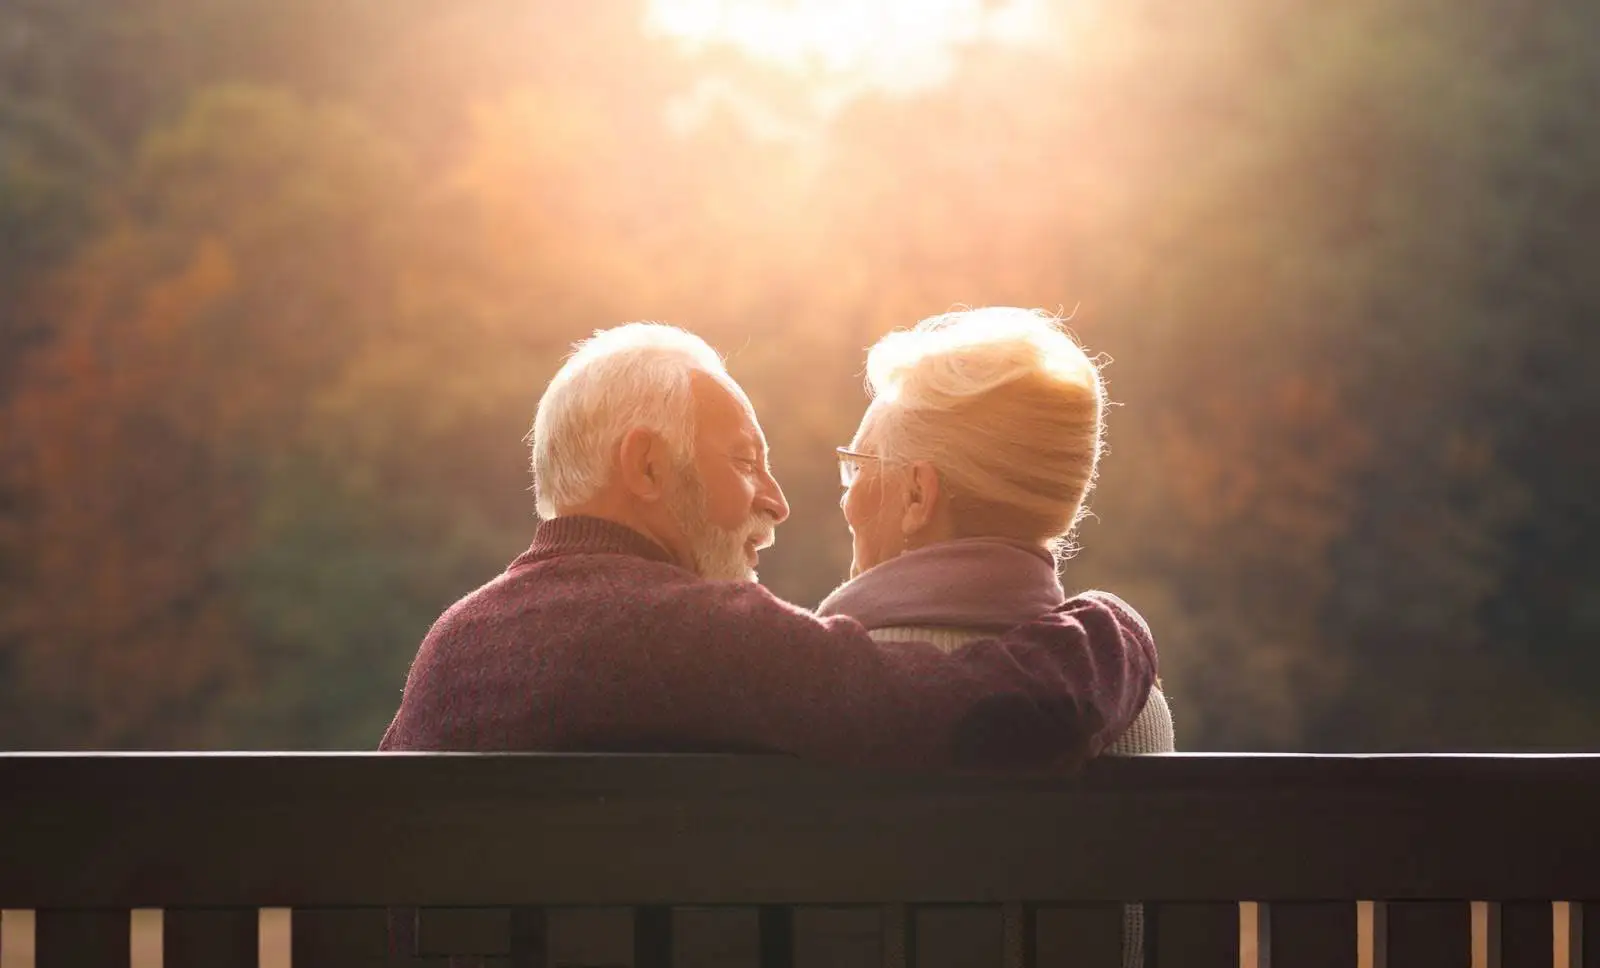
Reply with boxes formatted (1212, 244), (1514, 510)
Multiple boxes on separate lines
(1, 752), (1596, 967)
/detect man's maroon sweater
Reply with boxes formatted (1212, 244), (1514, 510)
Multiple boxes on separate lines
(380, 516), (1158, 771)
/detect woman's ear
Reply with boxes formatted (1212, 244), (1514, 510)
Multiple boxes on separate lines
(900, 461), (942, 536)
(617, 427), (670, 502)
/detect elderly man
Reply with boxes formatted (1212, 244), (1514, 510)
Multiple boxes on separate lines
(380, 323), (1157, 771)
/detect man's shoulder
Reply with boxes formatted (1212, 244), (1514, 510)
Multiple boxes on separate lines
(508, 548), (701, 596)
(444, 550), (797, 626)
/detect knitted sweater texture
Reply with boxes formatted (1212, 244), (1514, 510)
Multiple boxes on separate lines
(380, 516), (1157, 771)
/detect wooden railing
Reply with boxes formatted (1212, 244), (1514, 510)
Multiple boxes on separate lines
(1, 753), (1596, 967)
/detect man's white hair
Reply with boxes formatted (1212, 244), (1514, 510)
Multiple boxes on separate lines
(531, 322), (727, 519)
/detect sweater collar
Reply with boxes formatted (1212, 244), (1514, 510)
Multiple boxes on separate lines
(816, 537), (1066, 631)
(522, 515), (680, 568)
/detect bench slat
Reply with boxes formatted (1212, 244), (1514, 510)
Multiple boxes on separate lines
(1148, 902), (1235, 968)
(8, 755), (1600, 908)
(290, 907), (391, 967)
(35, 909), (129, 968)
(635, 904), (673, 968)
(1579, 902), (1597, 968)
(1033, 903), (1123, 968)
(419, 907), (512, 956)
(793, 906), (879, 968)
(913, 905), (1003, 968)
(163, 907), (256, 968)
(759, 905), (794, 968)
(546, 907), (632, 967)
(1499, 901), (1550, 968)
(672, 907), (759, 967)
(1267, 902), (1356, 968)
(1384, 901), (1469, 968)
(509, 906), (547, 968)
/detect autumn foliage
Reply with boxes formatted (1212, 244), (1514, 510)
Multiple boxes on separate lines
(2, 1), (1598, 750)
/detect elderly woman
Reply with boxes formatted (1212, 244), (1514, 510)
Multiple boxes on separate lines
(817, 306), (1172, 968)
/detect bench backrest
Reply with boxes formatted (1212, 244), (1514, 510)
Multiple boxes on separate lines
(1, 752), (1596, 966)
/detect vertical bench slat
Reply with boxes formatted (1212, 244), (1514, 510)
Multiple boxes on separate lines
(1032, 904), (1122, 968)
(1358, 901), (1384, 968)
(290, 908), (390, 967)
(1267, 902), (1357, 968)
(547, 907), (633, 967)
(793, 907), (879, 968)
(1497, 902), (1549, 968)
(35, 909), (130, 968)
(885, 904), (912, 968)
(1147, 903), (1236, 968)
(674, 907), (758, 967)
(1552, 903), (1579, 968)
(1576, 902), (1597, 968)
(760, 905), (795, 968)
(635, 905), (673, 968)
(913, 905), (1003, 968)
(131, 908), (162, 968)
(1241, 903), (1266, 968)
(260, 908), (291, 968)
(1473, 901), (1500, 968)
(418, 907), (512, 957)
(164, 908), (257, 968)
(510, 906), (548, 968)
(0, 910), (22, 967)
(1384, 901), (1470, 968)
(1002, 902), (1031, 968)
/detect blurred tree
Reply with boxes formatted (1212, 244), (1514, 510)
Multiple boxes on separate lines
(2, 0), (1599, 753)
(1309, 1), (1600, 748)
(2, 86), (432, 745)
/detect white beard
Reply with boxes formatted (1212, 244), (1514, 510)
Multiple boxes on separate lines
(664, 468), (766, 583)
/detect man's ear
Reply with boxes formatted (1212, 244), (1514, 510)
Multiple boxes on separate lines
(617, 427), (672, 502)
(901, 461), (942, 536)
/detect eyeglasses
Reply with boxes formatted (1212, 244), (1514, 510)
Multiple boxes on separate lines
(836, 447), (879, 488)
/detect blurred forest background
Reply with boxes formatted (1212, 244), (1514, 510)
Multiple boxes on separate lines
(1, 0), (1597, 752)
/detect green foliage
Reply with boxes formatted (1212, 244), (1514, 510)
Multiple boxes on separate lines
(229, 460), (516, 748)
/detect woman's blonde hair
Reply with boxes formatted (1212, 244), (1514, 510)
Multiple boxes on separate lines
(863, 307), (1106, 550)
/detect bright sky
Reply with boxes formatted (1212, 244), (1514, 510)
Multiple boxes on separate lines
(644, 0), (1053, 138)
(646, 0), (1048, 91)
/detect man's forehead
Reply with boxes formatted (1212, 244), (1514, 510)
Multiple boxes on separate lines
(691, 371), (766, 444)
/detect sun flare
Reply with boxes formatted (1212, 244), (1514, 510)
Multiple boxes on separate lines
(645, 0), (1049, 93)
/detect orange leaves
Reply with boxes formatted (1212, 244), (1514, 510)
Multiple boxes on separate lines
(1157, 373), (1370, 547)
(1, 86), (431, 747)
(2, 233), (255, 745)
(133, 238), (237, 342)
(1075, 366), (1375, 749)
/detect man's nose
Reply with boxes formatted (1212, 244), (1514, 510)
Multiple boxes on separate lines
(758, 468), (790, 526)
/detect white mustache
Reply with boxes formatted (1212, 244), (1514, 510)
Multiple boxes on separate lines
(744, 524), (776, 551)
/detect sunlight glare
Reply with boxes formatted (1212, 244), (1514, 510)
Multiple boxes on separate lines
(646, 0), (1050, 94)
